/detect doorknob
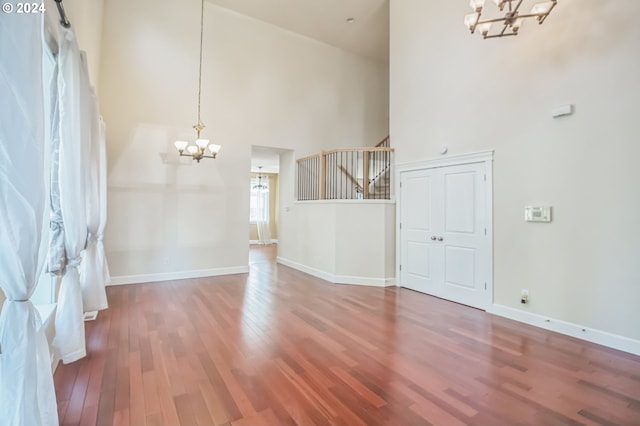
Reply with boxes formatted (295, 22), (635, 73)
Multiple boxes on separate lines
(437, 237), (443, 241)
(431, 236), (437, 241)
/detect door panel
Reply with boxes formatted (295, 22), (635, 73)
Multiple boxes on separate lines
(444, 245), (476, 289)
(400, 170), (440, 294)
(440, 163), (486, 308)
(405, 174), (433, 232)
(404, 242), (434, 293)
(444, 171), (476, 234)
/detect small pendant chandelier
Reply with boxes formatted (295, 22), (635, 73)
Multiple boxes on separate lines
(253, 167), (268, 190)
(174, 0), (221, 162)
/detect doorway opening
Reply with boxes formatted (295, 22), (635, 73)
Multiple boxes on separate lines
(250, 146), (294, 261)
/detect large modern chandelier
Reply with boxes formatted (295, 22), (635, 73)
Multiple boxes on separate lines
(174, 0), (221, 162)
(464, 0), (557, 39)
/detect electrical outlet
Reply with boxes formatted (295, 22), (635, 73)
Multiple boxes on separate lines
(521, 289), (529, 304)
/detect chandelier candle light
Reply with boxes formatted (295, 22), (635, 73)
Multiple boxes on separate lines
(174, 0), (221, 162)
(465, 0), (556, 39)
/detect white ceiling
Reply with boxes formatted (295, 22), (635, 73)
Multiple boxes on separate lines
(206, 0), (389, 62)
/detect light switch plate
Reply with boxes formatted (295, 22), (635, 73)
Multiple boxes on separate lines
(525, 206), (552, 222)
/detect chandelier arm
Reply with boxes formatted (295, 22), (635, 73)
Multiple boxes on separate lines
(483, 32), (517, 39)
(513, 0), (524, 12)
(477, 16), (513, 25)
(536, 2), (556, 24)
(498, 23), (510, 37)
(471, 12), (481, 33)
(179, 153), (217, 158)
(517, 13), (549, 20)
(507, 0), (524, 14)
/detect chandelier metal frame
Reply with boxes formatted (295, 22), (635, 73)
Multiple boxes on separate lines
(465, 0), (557, 39)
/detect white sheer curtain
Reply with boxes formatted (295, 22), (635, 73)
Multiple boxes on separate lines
(255, 177), (271, 244)
(47, 59), (66, 278)
(53, 25), (89, 364)
(79, 52), (108, 313)
(0, 15), (59, 426)
(97, 118), (111, 286)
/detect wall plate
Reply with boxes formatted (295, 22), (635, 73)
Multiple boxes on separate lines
(525, 206), (552, 222)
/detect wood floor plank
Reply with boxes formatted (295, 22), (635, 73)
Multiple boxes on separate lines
(61, 356), (91, 425)
(149, 336), (181, 425)
(141, 370), (160, 419)
(54, 245), (640, 425)
(205, 380), (242, 425)
(78, 400), (99, 426)
(329, 366), (387, 408)
(128, 351), (146, 426)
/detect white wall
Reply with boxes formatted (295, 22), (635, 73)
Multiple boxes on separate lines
(99, 0), (389, 279)
(278, 200), (395, 285)
(391, 0), (640, 340)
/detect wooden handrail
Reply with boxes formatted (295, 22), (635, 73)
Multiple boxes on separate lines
(322, 147), (394, 155)
(375, 135), (390, 148)
(296, 153), (321, 163)
(337, 165), (363, 193)
(297, 135), (390, 164)
(297, 147), (393, 162)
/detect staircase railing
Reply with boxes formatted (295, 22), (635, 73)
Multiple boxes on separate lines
(296, 153), (321, 201)
(376, 135), (390, 148)
(297, 145), (394, 201)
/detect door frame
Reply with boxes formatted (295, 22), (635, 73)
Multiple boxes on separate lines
(395, 150), (494, 311)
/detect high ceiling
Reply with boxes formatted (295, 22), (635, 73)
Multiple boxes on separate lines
(206, 0), (389, 63)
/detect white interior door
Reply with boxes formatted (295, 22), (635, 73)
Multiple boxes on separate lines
(399, 160), (490, 310)
(399, 169), (441, 295)
(439, 163), (488, 309)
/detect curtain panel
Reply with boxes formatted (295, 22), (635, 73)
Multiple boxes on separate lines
(52, 25), (89, 364)
(96, 118), (111, 286)
(78, 53), (108, 313)
(0, 14), (59, 426)
(255, 177), (271, 244)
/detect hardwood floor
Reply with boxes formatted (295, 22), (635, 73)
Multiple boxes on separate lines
(55, 245), (640, 425)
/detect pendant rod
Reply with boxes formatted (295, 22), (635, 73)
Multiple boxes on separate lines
(196, 0), (204, 127)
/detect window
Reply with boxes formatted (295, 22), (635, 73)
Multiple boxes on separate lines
(249, 177), (269, 223)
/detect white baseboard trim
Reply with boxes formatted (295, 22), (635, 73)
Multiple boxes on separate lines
(109, 266), (250, 286)
(492, 304), (640, 356)
(277, 257), (393, 287)
(249, 239), (278, 245)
